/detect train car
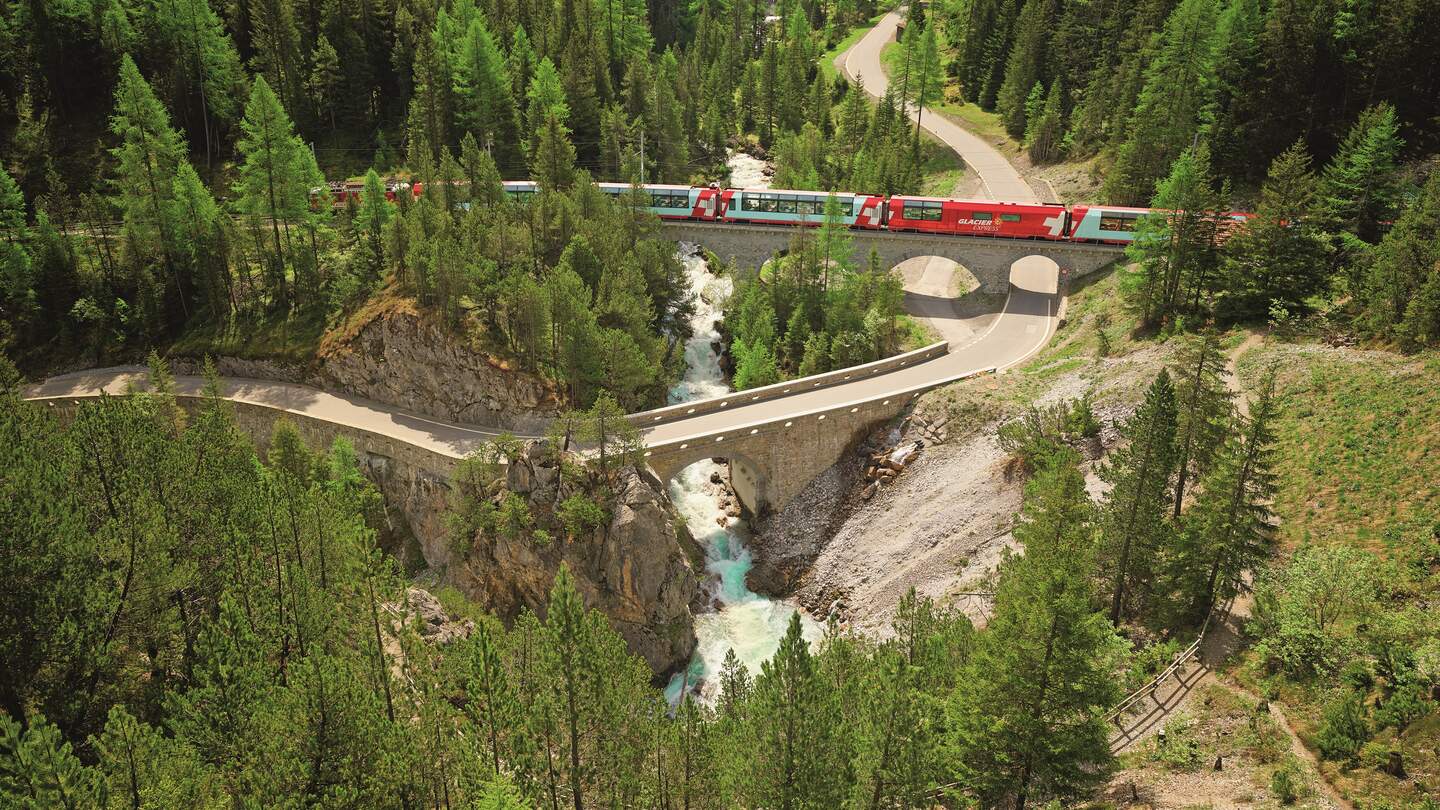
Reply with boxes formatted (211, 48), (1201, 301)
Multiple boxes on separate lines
(595, 183), (723, 220)
(501, 180), (538, 203)
(886, 196), (1070, 239)
(719, 188), (885, 228)
(1065, 205), (1154, 244)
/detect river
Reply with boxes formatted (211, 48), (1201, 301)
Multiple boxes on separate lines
(662, 245), (823, 705)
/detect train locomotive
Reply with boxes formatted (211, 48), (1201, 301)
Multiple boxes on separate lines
(315, 179), (1252, 247)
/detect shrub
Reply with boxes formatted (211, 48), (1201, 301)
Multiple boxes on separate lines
(1153, 717), (1204, 771)
(1270, 756), (1302, 804)
(997, 392), (1100, 472)
(557, 493), (607, 538)
(1373, 679), (1430, 731)
(1315, 691), (1370, 762)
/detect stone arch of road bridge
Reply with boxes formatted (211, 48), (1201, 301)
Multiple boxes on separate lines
(661, 220), (1122, 294)
(642, 384), (936, 516)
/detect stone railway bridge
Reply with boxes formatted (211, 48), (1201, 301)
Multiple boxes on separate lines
(25, 229), (1122, 522)
(659, 220), (1122, 294)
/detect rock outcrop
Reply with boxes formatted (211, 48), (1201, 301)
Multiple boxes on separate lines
(174, 300), (561, 434)
(451, 442), (703, 676)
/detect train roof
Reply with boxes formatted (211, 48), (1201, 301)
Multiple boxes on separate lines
(731, 187), (859, 197)
(891, 194), (1065, 207)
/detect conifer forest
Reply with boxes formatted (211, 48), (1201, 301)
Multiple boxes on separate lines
(3, 0), (1440, 807)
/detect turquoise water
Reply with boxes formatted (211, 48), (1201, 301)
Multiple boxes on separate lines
(663, 248), (821, 705)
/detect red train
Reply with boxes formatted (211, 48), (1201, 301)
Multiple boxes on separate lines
(312, 179), (1252, 247)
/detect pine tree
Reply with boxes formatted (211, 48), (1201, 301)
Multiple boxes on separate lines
(1217, 142), (1330, 322)
(749, 612), (845, 809)
(247, 0), (303, 117)
(1024, 81), (1064, 164)
(308, 34), (342, 133)
(532, 112), (578, 193)
(949, 452), (1123, 809)
(995, 0), (1057, 139)
(1124, 147), (1224, 328)
(356, 169), (391, 278)
(169, 162), (231, 321)
(1362, 172), (1440, 343)
(1168, 331), (1233, 519)
(1319, 103), (1403, 245)
(0, 712), (106, 806)
(1100, 369), (1178, 625)
(461, 133), (505, 208)
(110, 56), (187, 278)
(1171, 368), (1278, 621)
(1102, 0), (1221, 205)
(454, 17), (520, 170)
(234, 76), (318, 311)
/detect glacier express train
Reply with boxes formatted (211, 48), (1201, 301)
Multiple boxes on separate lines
(317, 179), (1251, 247)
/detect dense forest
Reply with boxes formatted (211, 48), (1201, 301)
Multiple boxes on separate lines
(935, 0), (1440, 202)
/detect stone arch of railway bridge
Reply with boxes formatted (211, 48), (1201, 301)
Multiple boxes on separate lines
(660, 221), (1122, 293)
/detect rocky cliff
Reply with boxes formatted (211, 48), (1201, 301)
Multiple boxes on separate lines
(451, 442), (703, 676)
(175, 300), (561, 433)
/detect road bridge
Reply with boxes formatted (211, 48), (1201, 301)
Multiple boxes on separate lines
(660, 220), (1121, 294)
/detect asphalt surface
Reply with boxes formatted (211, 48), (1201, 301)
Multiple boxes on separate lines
(836, 10), (1040, 204)
(24, 367), (515, 458)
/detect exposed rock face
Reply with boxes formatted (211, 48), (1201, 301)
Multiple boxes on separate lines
(173, 304), (561, 433)
(451, 443), (703, 676)
(314, 309), (560, 433)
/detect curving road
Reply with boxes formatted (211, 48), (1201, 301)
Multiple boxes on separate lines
(24, 257), (1059, 455)
(836, 10), (1039, 203)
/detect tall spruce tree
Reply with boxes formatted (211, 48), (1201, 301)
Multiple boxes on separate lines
(1362, 172), (1440, 344)
(994, 0), (1057, 139)
(110, 56), (187, 282)
(1319, 103), (1404, 245)
(1099, 369), (1179, 625)
(1168, 331), (1233, 519)
(1170, 368), (1278, 620)
(453, 17), (520, 171)
(1217, 142), (1330, 322)
(949, 452), (1123, 809)
(1125, 147), (1224, 328)
(233, 76), (320, 311)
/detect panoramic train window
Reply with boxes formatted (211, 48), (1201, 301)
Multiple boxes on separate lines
(778, 196), (797, 214)
(970, 212), (994, 222)
(1001, 213), (1022, 222)
(650, 192), (688, 208)
(903, 201), (943, 221)
(1099, 212), (1140, 232)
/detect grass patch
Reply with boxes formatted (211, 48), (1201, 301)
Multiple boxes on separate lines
(1238, 344), (1440, 554)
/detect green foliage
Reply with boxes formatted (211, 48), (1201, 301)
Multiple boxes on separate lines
(1270, 755), (1302, 804)
(1315, 690), (1370, 762)
(1251, 546), (1381, 678)
(948, 452), (1124, 807)
(1099, 370), (1179, 625)
(557, 494), (607, 539)
(996, 392), (1100, 472)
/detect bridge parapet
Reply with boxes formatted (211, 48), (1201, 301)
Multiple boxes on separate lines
(629, 340), (949, 430)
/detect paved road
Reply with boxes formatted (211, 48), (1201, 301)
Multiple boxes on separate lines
(641, 256), (1057, 444)
(25, 258), (1058, 454)
(24, 367), (521, 458)
(836, 10), (1039, 203)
